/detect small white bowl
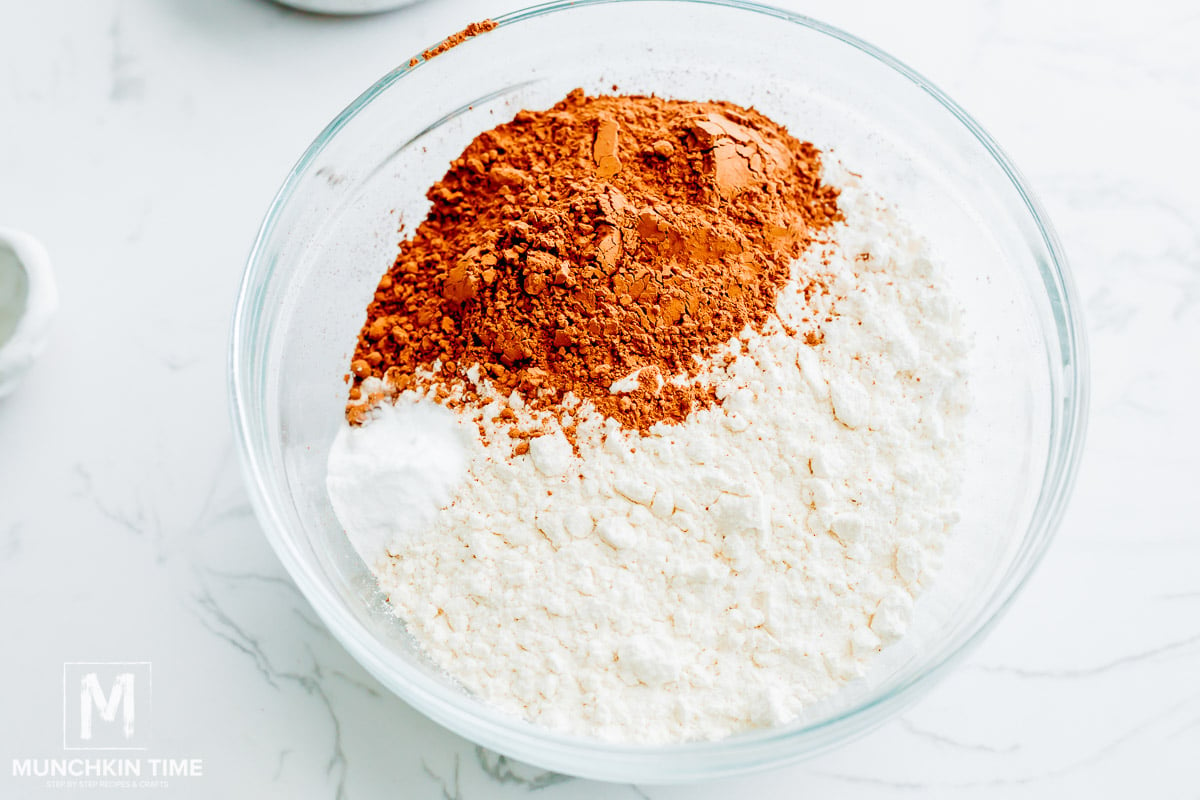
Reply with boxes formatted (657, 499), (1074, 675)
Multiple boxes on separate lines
(0, 228), (57, 398)
(269, 0), (418, 14)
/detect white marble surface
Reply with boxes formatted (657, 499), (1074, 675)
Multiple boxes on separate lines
(2, 0), (1198, 796)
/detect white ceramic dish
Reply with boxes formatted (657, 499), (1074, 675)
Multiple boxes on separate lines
(0, 228), (57, 398)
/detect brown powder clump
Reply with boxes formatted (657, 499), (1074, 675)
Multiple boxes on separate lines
(348, 90), (840, 430)
(420, 20), (498, 62)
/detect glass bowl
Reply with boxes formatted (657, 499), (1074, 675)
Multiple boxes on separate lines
(229, 0), (1088, 782)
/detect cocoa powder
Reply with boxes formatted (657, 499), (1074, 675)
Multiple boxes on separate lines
(348, 90), (840, 430)
(416, 20), (497, 64)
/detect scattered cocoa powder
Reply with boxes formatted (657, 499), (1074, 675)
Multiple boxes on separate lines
(348, 90), (840, 430)
(419, 20), (498, 62)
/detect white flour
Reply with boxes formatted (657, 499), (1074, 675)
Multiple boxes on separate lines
(326, 164), (971, 743)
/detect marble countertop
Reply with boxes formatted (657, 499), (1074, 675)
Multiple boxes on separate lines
(2, 0), (1197, 796)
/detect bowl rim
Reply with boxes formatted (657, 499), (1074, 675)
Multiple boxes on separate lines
(229, 0), (1090, 779)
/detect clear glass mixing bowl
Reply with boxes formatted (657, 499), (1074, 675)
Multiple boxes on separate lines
(229, 0), (1088, 782)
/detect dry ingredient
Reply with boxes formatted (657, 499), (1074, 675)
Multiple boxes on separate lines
(346, 90), (840, 431)
(409, 20), (498, 67)
(327, 91), (971, 743)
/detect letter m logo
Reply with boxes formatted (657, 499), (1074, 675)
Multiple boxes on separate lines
(81, 672), (135, 740)
(63, 662), (151, 750)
